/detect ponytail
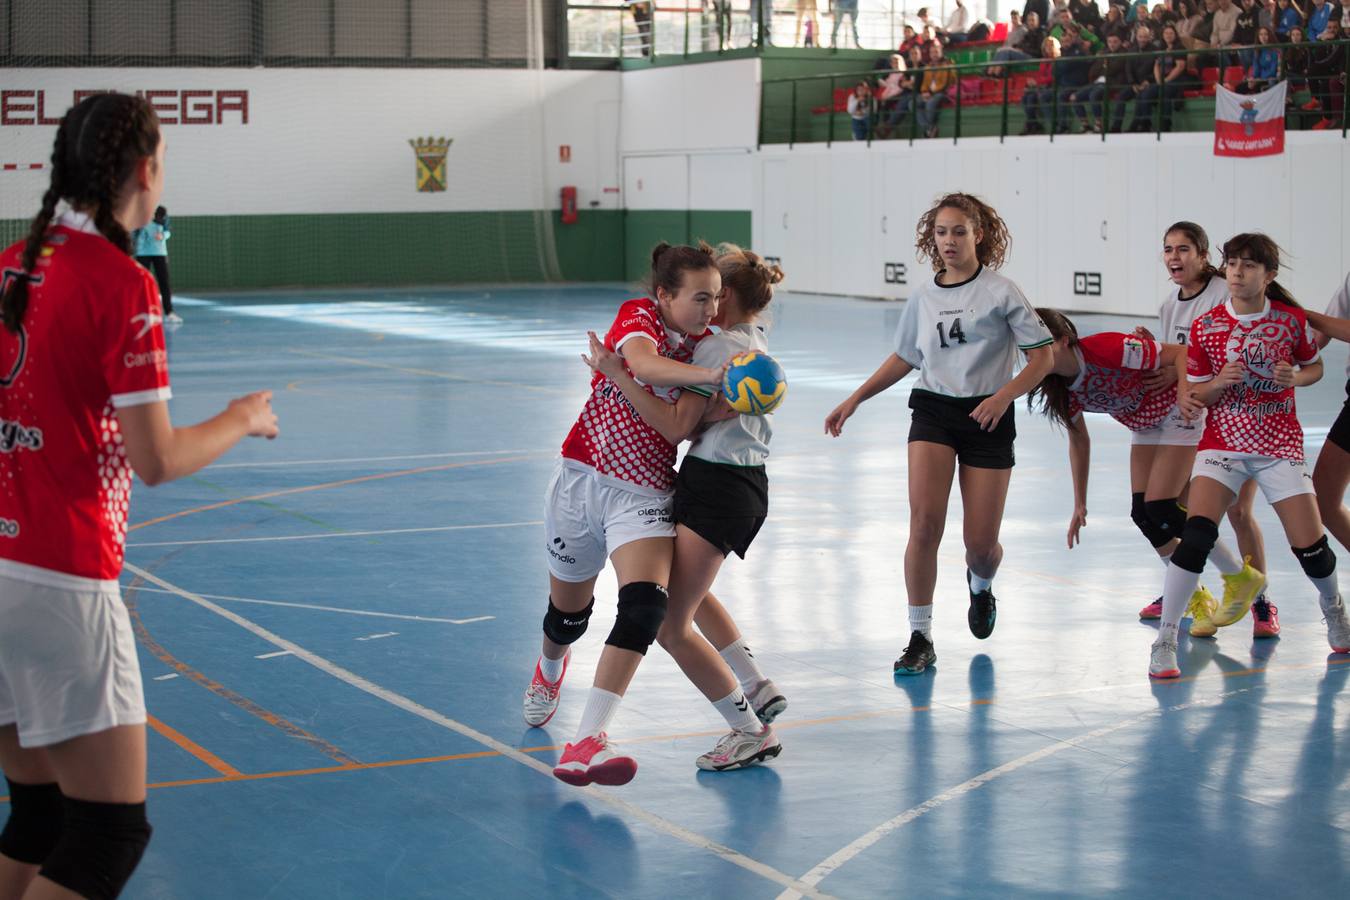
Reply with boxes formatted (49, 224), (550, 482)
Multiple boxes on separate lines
(715, 243), (784, 316)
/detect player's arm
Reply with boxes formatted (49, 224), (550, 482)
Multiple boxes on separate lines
(620, 336), (722, 388)
(824, 353), (914, 437)
(970, 344), (1054, 432)
(1305, 310), (1350, 349)
(1066, 413), (1090, 549)
(118, 393), (279, 486)
(1275, 356), (1323, 389)
(583, 331), (711, 444)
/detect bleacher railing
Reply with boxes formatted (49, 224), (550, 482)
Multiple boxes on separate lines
(759, 40), (1350, 146)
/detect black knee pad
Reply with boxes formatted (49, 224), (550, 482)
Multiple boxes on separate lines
(39, 798), (151, 900)
(1131, 492), (1170, 548)
(1170, 516), (1219, 574)
(605, 582), (669, 655)
(1144, 497), (1187, 542)
(542, 596), (593, 646)
(1293, 535), (1337, 579)
(0, 779), (63, 864)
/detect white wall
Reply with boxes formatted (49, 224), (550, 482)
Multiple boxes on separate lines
(1, 67), (621, 218)
(754, 132), (1350, 315)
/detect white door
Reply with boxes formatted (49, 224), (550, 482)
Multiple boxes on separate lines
(760, 159), (789, 270)
(879, 154), (915, 299)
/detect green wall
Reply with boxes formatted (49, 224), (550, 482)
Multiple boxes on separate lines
(623, 209), (752, 281)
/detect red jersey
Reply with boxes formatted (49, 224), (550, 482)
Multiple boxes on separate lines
(560, 298), (706, 494)
(1067, 332), (1172, 432)
(1187, 299), (1319, 460)
(0, 212), (171, 588)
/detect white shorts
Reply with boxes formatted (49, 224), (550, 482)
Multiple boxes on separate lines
(1131, 404), (1206, 447)
(544, 462), (675, 582)
(0, 574), (146, 748)
(1192, 451), (1315, 505)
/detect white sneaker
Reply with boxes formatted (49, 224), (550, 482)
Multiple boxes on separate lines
(1320, 596), (1350, 654)
(553, 732), (637, 786)
(165, 312), (183, 326)
(1149, 636), (1180, 679)
(695, 726), (782, 772)
(746, 678), (787, 725)
(523, 651), (568, 727)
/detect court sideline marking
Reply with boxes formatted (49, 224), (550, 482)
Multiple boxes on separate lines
(127, 520), (542, 547)
(122, 562), (833, 900)
(773, 686), (1255, 900)
(121, 584), (493, 624)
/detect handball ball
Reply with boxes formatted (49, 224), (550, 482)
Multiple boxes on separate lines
(722, 351), (787, 415)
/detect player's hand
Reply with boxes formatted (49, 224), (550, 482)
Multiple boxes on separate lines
(1214, 359), (1246, 389)
(1132, 325), (1156, 341)
(1067, 506), (1088, 548)
(970, 394), (1011, 432)
(1141, 364), (1177, 391)
(1178, 386), (1206, 421)
(1273, 360), (1297, 388)
(702, 394), (739, 424)
(581, 331), (627, 380)
(230, 391), (279, 439)
(825, 398), (859, 437)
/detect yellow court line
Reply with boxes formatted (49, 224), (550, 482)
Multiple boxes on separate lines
(147, 715), (242, 778)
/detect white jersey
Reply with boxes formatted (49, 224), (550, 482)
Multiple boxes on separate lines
(892, 266), (1052, 398)
(1159, 275), (1228, 347)
(1324, 270), (1350, 380)
(685, 323), (771, 467)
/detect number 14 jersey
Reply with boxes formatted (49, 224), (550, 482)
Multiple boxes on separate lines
(892, 266), (1053, 398)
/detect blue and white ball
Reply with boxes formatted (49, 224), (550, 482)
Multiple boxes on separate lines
(722, 351), (787, 415)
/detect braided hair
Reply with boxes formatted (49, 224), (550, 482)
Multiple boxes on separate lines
(2, 93), (160, 333)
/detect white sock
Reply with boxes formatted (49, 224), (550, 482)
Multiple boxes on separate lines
(1158, 549), (1173, 567)
(1162, 562), (1203, 630)
(712, 689), (762, 733)
(968, 571), (993, 592)
(538, 651), (566, 683)
(719, 638), (767, 694)
(574, 688), (623, 741)
(908, 603), (933, 637)
(1208, 540), (1244, 576)
(1312, 575), (1341, 604)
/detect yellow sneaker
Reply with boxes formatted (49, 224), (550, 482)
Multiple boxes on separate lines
(1187, 586), (1218, 638)
(1213, 559), (1267, 627)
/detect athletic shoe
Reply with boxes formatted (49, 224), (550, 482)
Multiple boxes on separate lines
(523, 651), (568, 727)
(165, 312), (183, 326)
(695, 726), (782, 772)
(1149, 636), (1180, 679)
(746, 678), (787, 725)
(1213, 559), (1266, 627)
(1321, 596), (1350, 654)
(1187, 586), (1219, 638)
(966, 568), (997, 639)
(1301, 98), (1322, 111)
(552, 733), (638, 786)
(1251, 597), (1281, 638)
(1139, 597), (1163, 620)
(894, 630), (936, 676)
(1312, 117), (1334, 131)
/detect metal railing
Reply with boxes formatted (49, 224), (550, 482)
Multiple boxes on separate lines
(759, 40), (1350, 146)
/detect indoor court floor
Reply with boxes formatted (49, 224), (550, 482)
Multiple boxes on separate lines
(49, 284), (1350, 897)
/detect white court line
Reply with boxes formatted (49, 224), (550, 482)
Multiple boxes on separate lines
(355, 632), (399, 642)
(773, 688), (1251, 900)
(153, 673), (180, 681)
(126, 520), (543, 547)
(256, 650), (294, 660)
(121, 584), (494, 625)
(206, 449), (548, 470)
(122, 563), (831, 900)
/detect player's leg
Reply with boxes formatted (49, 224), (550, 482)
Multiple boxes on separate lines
(895, 440), (958, 675)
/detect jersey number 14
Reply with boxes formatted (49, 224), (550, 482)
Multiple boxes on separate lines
(935, 318), (967, 349)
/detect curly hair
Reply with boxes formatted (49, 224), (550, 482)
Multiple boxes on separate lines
(715, 243), (784, 316)
(915, 192), (1010, 272)
(2, 93), (160, 333)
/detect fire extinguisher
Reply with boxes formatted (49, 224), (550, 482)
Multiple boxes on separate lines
(561, 186), (578, 225)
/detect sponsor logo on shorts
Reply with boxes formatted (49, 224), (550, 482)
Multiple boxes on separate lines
(548, 536), (576, 565)
(1202, 455), (1234, 473)
(637, 506), (673, 526)
(0, 416), (43, 452)
(0, 517), (18, 538)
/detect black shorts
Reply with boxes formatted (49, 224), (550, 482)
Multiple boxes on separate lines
(907, 389), (1016, 469)
(1329, 379), (1350, 453)
(672, 455), (768, 559)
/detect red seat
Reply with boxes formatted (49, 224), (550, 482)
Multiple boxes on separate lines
(832, 87), (849, 112)
(1222, 65), (1245, 89)
(991, 22), (1009, 42)
(1200, 67), (1220, 85)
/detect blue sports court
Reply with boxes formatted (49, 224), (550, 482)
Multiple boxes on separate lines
(104, 285), (1349, 898)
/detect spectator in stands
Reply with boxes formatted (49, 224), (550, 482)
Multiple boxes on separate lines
(1306, 0), (1335, 38)
(795, 0), (821, 47)
(991, 9), (1048, 72)
(1053, 9), (1104, 48)
(1005, 10), (1028, 48)
(1118, 21), (1162, 128)
(1134, 22), (1191, 127)
(1238, 25), (1283, 91)
(1175, 0), (1206, 41)
(832, 0), (862, 48)
(1276, 0), (1307, 38)
(917, 39), (958, 137)
(1258, 0), (1278, 31)
(1056, 23), (1099, 119)
(945, 0), (973, 42)
(877, 52), (909, 120)
(1234, 0), (1261, 65)
(1073, 30), (1136, 130)
(1128, 0), (1151, 23)
(1021, 35), (1064, 132)
(1213, 0), (1241, 47)
(629, 1), (655, 56)
(1307, 17), (1344, 127)
(1024, 0), (1052, 27)
(847, 80), (874, 139)
(900, 23), (924, 54)
(1103, 4), (1133, 39)
(1285, 23), (1312, 93)
(879, 44), (928, 136)
(750, 0), (773, 46)
(1070, 0), (1105, 30)
(706, 0), (733, 50)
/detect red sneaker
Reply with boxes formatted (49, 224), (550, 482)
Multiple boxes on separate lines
(552, 733), (637, 786)
(1252, 598), (1281, 638)
(1301, 99), (1322, 111)
(523, 652), (568, 727)
(1312, 117), (1334, 130)
(1139, 597), (1163, 620)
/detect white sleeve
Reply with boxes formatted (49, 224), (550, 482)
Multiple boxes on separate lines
(1325, 271), (1350, 318)
(1004, 284), (1053, 350)
(892, 296), (923, 369)
(686, 334), (732, 397)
